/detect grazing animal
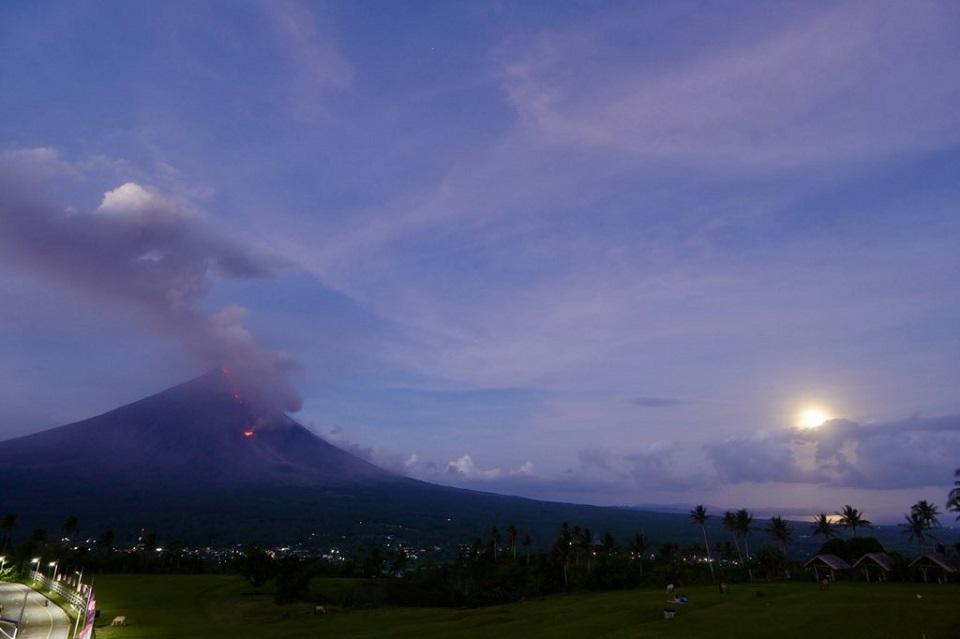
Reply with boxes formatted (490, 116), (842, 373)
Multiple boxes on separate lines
(719, 582), (729, 594)
(665, 584), (674, 594)
(819, 578), (829, 591)
(314, 605), (327, 615)
(110, 616), (126, 627)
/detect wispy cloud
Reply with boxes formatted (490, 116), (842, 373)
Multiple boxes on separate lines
(499, 1), (960, 171)
(631, 396), (689, 408)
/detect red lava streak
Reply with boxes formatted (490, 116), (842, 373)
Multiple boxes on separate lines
(243, 429), (254, 437)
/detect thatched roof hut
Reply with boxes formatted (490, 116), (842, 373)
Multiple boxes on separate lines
(803, 554), (851, 581)
(909, 553), (960, 583)
(852, 552), (894, 582)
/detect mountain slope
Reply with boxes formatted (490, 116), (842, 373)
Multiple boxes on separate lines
(0, 371), (697, 548)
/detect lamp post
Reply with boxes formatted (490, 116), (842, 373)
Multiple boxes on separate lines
(47, 561), (58, 580)
(30, 557), (40, 579)
(0, 556), (6, 573)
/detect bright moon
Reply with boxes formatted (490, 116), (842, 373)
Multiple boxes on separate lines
(799, 409), (828, 429)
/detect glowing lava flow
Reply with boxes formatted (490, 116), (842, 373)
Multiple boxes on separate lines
(243, 429), (254, 437)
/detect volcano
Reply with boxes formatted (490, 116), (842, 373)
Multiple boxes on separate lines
(0, 371), (690, 547)
(0, 370), (391, 487)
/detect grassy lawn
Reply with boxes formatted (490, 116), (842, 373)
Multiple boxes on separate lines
(92, 575), (960, 639)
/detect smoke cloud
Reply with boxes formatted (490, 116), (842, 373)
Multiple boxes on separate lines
(0, 152), (301, 411)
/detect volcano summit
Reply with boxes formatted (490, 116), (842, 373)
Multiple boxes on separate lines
(0, 371), (683, 547)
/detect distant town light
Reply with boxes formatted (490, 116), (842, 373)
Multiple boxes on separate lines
(243, 429), (254, 437)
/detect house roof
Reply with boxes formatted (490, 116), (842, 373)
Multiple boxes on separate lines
(908, 554), (960, 573)
(803, 554), (851, 570)
(853, 552), (894, 572)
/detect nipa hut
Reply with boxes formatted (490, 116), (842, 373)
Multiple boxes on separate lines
(909, 554), (960, 584)
(803, 554), (851, 582)
(852, 552), (894, 582)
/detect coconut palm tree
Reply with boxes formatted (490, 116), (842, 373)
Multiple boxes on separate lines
(766, 516), (793, 578)
(489, 527), (501, 561)
(0, 513), (15, 553)
(99, 529), (115, 554)
(735, 509), (755, 557)
(521, 534), (533, 563)
(811, 513), (835, 539)
(62, 515), (79, 544)
(578, 527), (594, 573)
(947, 469), (960, 520)
(506, 523), (519, 561)
(902, 512), (929, 555)
(689, 505), (715, 581)
(911, 500), (941, 528)
(628, 532), (647, 577)
(835, 505), (871, 537)
(722, 511), (743, 561)
(735, 509), (755, 581)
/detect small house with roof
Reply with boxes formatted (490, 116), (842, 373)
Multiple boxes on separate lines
(852, 552), (894, 582)
(909, 553), (960, 583)
(803, 554), (851, 582)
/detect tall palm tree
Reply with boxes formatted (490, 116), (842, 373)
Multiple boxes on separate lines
(628, 532), (647, 577)
(902, 512), (929, 555)
(489, 527), (501, 561)
(690, 505), (715, 581)
(735, 509), (755, 557)
(99, 529), (115, 554)
(835, 505), (871, 537)
(521, 534), (533, 564)
(911, 500), (941, 528)
(506, 523), (519, 561)
(947, 469), (960, 520)
(722, 511), (743, 561)
(766, 516), (793, 578)
(578, 527), (594, 573)
(811, 513), (835, 539)
(735, 509), (755, 581)
(1, 513), (15, 553)
(62, 515), (79, 544)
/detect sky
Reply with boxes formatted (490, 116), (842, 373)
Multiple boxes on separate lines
(1, 0), (959, 523)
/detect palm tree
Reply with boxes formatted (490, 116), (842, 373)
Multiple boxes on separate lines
(521, 534), (533, 564)
(554, 523), (573, 587)
(99, 529), (115, 554)
(902, 512), (929, 555)
(911, 500), (941, 528)
(1, 513), (15, 552)
(689, 505), (715, 581)
(835, 505), (871, 537)
(506, 524), (519, 561)
(735, 509), (755, 581)
(722, 511), (743, 561)
(735, 509), (754, 557)
(62, 515), (79, 544)
(947, 469), (960, 520)
(766, 516), (793, 578)
(578, 527), (594, 573)
(628, 532), (647, 577)
(490, 526), (501, 561)
(811, 513), (835, 539)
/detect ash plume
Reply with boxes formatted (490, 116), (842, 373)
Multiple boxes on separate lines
(0, 154), (301, 411)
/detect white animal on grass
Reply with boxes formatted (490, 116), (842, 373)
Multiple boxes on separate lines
(314, 605), (326, 615)
(110, 616), (126, 627)
(666, 584), (674, 594)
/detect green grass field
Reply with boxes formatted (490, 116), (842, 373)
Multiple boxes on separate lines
(91, 575), (960, 639)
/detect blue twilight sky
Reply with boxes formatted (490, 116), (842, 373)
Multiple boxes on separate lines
(2, 0), (960, 522)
